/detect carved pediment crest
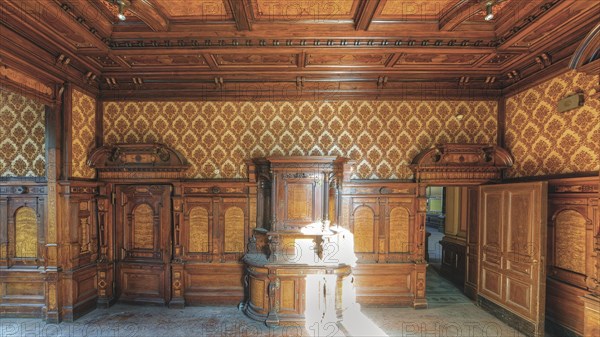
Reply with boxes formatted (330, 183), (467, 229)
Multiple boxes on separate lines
(410, 143), (514, 185)
(88, 143), (189, 180)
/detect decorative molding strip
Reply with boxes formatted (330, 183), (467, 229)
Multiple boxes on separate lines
(108, 38), (498, 50)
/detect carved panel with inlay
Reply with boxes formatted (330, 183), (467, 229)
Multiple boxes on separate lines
(213, 54), (297, 66)
(188, 207), (209, 253)
(251, 0), (357, 20)
(121, 55), (208, 67)
(389, 207), (410, 253)
(224, 206), (245, 253)
(353, 205), (375, 253)
(395, 54), (486, 66)
(554, 210), (586, 274)
(286, 183), (313, 221)
(153, 0), (232, 19)
(15, 207), (38, 258)
(133, 204), (154, 250)
(377, 0), (453, 18)
(306, 54), (391, 67)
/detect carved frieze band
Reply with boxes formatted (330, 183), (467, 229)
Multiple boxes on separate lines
(0, 65), (53, 97)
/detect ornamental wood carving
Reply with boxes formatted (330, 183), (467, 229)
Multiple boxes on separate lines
(410, 143), (514, 185)
(15, 207), (38, 258)
(87, 143), (190, 180)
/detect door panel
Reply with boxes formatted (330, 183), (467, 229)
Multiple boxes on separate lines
(478, 182), (547, 337)
(116, 185), (171, 305)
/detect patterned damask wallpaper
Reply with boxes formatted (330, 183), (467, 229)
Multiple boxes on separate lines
(0, 89), (45, 177)
(71, 89), (96, 179)
(505, 70), (599, 178)
(103, 100), (497, 179)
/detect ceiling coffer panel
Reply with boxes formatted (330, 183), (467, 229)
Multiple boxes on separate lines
(376, 0), (454, 19)
(251, 0), (359, 21)
(213, 54), (299, 67)
(120, 55), (209, 67)
(153, 0), (233, 20)
(306, 53), (392, 67)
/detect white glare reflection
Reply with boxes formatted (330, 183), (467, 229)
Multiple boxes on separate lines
(301, 225), (388, 336)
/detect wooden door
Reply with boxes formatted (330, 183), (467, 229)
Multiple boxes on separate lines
(478, 182), (547, 337)
(115, 185), (171, 305)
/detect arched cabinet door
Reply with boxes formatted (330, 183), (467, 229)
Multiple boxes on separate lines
(115, 185), (172, 305)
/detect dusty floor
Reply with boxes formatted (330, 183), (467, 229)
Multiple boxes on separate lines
(0, 268), (524, 337)
(1, 230), (526, 336)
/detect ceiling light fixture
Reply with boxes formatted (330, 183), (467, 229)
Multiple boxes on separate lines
(108, 0), (130, 21)
(484, 1), (494, 21)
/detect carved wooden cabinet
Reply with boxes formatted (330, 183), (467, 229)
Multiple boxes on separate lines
(243, 156), (356, 326)
(0, 183), (47, 317)
(177, 184), (252, 306)
(340, 181), (422, 307)
(89, 144), (254, 308)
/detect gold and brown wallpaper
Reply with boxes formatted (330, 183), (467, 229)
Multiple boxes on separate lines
(71, 89), (96, 179)
(0, 89), (45, 177)
(505, 70), (599, 178)
(103, 100), (497, 179)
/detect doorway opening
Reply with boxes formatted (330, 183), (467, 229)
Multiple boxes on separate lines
(425, 186), (478, 300)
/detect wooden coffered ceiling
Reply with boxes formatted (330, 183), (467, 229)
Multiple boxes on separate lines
(0, 0), (598, 100)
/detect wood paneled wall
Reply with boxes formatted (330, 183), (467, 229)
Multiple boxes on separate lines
(546, 177), (599, 336)
(58, 181), (100, 321)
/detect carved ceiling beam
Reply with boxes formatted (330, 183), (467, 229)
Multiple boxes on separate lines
(0, 24), (100, 94)
(495, 0), (564, 50)
(354, 0), (382, 31)
(439, 0), (480, 32)
(1, 0), (109, 54)
(128, 0), (169, 32)
(63, 0), (114, 37)
(226, 0), (252, 31)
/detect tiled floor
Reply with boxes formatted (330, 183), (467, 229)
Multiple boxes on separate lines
(0, 265), (524, 337)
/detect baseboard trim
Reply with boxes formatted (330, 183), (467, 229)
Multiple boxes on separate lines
(477, 296), (536, 336)
(545, 318), (582, 337)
